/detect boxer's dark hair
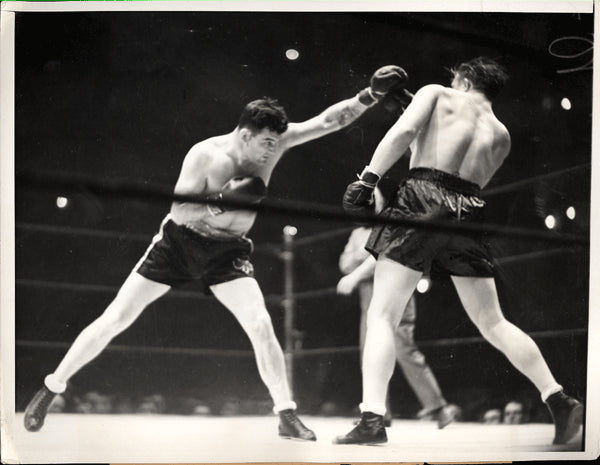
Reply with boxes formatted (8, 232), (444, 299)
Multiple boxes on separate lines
(451, 57), (508, 100)
(238, 98), (289, 134)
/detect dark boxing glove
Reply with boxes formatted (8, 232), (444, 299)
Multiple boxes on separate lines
(207, 176), (267, 216)
(358, 65), (409, 106)
(342, 167), (381, 216)
(383, 87), (414, 114)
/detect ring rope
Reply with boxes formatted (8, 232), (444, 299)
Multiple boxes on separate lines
(17, 170), (589, 246)
(14, 245), (583, 306)
(15, 222), (280, 256)
(482, 162), (590, 197)
(16, 327), (587, 358)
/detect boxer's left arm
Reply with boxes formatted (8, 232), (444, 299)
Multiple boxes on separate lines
(281, 66), (409, 150)
(280, 96), (370, 150)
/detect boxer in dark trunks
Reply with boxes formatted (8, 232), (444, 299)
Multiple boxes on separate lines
(334, 57), (584, 446)
(24, 65), (410, 439)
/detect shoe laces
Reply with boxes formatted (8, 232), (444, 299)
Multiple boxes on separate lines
(36, 388), (55, 411)
(280, 409), (301, 424)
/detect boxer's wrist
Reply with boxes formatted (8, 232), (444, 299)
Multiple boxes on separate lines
(357, 88), (379, 107)
(358, 166), (381, 188)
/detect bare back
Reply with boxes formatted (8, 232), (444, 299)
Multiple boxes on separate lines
(410, 86), (510, 188)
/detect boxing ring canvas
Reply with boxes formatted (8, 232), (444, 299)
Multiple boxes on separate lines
(1, 1), (599, 463)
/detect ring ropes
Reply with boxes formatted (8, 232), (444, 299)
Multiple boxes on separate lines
(14, 163), (591, 361)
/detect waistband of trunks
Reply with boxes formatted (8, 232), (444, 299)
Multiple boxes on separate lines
(407, 167), (481, 196)
(174, 220), (249, 244)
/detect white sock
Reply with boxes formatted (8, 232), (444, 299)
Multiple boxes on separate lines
(359, 402), (386, 416)
(44, 374), (67, 394)
(541, 384), (563, 402)
(273, 401), (297, 414)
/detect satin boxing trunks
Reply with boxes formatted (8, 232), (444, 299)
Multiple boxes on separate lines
(135, 215), (254, 293)
(365, 167), (495, 278)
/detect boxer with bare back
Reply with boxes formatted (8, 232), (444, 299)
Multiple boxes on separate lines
(334, 57), (583, 446)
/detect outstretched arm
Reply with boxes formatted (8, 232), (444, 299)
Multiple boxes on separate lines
(281, 95), (371, 150)
(281, 66), (409, 150)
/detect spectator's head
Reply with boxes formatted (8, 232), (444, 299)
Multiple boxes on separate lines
(482, 408), (502, 424)
(503, 400), (525, 424)
(137, 394), (167, 414)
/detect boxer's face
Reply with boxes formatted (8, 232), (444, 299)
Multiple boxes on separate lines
(243, 128), (281, 165)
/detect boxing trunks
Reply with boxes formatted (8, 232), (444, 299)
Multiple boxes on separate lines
(365, 167), (495, 278)
(135, 214), (254, 292)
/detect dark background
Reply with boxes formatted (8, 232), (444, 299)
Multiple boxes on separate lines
(14, 11), (592, 420)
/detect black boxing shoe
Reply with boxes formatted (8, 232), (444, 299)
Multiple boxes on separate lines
(545, 391), (584, 445)
(278, 409), (317, 441)
(24, 385), (57, 432)
(333, 412), (387, 445)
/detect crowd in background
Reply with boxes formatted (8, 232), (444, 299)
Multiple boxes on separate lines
(46, 388), (546, 426)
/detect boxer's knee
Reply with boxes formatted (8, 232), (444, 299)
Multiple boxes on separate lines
(242, 307), (276, 343)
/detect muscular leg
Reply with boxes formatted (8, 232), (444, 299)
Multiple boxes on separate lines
(451, 276), (561, 399)
(48, 272), (171, 391)
(394, 297), (446, 413)
(361, 257), (422, 414)
(210, 277), (293, 411)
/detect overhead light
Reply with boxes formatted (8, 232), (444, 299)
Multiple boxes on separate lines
(560, 98), (572, 110)
(285, 49), (299, 61)
(56, 196), (69, 209)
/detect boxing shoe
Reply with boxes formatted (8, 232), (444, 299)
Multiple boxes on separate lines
(278, 409), (317, 441)
(435, 404), (460, 429)
(545, 391), (584, 445)
(333, 411), (387, 445)
(24, 385), (57, 432)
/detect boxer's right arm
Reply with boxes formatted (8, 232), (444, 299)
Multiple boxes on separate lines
(170, 145), (215, 223)
(369, 84), (442, 177)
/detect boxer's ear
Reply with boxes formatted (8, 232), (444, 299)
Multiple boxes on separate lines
(240, 128), (253, 143)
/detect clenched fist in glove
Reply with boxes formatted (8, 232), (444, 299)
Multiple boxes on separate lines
(342, 167), (381, 216)
(207, 175), (267, 216)
(358, 65), (409, 107)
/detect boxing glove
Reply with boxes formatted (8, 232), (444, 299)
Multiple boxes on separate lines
(342, 167), (381, 215)
(207, 176), (267, 216)
(383, 87), (414, 114)
(358, 65), (409, 106)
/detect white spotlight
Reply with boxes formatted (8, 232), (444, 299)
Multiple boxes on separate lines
(566, 206), (576, 220)
(561, 98), (572, 110)
(283, 225), (298, 236)
(285, 49), (299, 61)
(545, 215), (556, 229)
(416, 278), (430, 294)
(56, 196), (69, 209)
